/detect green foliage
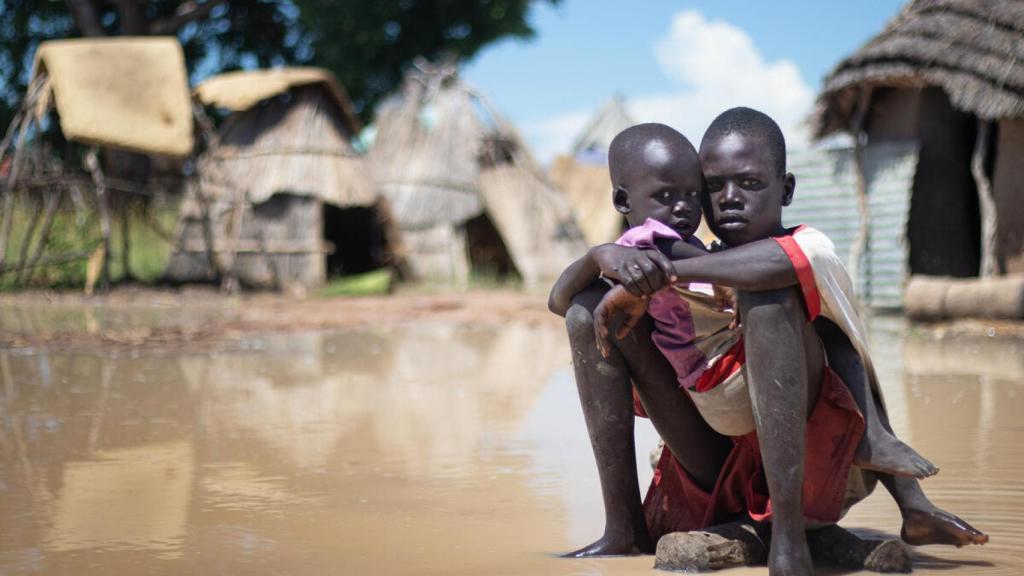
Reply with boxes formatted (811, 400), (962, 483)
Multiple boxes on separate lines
(0, 197), (178, 290)
(0, 0), (557, 128)
(315, 267), (393, 297)
(297, 0), (559, 121)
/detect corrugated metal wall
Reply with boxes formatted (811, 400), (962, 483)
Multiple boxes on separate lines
(785, 141), (919, 309)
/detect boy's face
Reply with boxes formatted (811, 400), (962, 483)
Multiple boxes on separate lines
(700, 132), (794, 246)
(610, 141), (703, 237)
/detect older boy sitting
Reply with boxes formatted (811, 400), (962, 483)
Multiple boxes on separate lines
(593, 108), (987, 575)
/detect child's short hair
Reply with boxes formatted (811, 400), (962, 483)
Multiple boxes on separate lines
(702, 107), (787, 176)
(609, 123), (697, 168)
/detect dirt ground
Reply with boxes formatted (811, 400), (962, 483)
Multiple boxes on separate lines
(0, 286), (564, 351)
(2, 286), (1022, 352)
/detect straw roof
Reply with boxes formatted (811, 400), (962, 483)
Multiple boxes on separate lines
(368, 60), (587, 283)
(813, 0), (1024, 138)
(200, 83), (375, 208)
(31, 37), (193, 157)
(548, 156), (622, 245)
(195, 67), (361, 134)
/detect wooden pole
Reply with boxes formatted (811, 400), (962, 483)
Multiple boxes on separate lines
(18, 189), (60, 286)
(847, 89), (873, 301)
(85, 148), (112, 291)
(0, 110), (33, 271)
(121, 203), (132, 281)
(971, 119), (999, 276)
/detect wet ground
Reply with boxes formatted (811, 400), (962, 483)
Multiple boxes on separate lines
(1, 298), (1022, 575)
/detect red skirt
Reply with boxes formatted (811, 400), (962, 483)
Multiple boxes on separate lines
(635, 365), (865, 540)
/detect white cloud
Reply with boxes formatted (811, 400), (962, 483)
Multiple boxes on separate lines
(525, 9), (815, 164)
(520, 110), (591, 166)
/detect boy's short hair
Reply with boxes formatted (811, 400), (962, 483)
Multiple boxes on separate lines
(702, 107), (787, 176)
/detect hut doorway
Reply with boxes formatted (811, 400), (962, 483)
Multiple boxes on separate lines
(906, 89), (982, 277)
(465, 213), (520, 282)
(323, 205), (388, 277)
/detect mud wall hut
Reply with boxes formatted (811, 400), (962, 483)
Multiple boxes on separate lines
(548, 96), (635, 246)
(165, 68), (401, 292)
(803, 0), (1024, 310)
(368, 60), (586, 286)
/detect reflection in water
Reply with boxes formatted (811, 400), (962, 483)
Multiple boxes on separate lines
(1, 318), (1023, 575)
(46, 441), (193, 559)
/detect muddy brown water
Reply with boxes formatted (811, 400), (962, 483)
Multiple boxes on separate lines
(1, 315), (1022, 575)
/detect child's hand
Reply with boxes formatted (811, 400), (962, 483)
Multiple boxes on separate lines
(594, 284), (650, 358)
(591, 244), (676, 297)
(713, 285), (740, 329)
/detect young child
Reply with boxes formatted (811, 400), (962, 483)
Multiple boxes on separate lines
(549, 123), (737, 556)
(592, 109), (987, 574)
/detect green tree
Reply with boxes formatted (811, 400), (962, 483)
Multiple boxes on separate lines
(297, 0), (559, 120)
(0, 0), (558, 128)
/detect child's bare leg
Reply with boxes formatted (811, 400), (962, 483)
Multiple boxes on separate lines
(880, 475), (989, 547)
(815, 319), (938, 479)
(865, 390), (989, 546)
(814, 321), (987, 545)
(563, 283), (652, 557)
(615, 316), (733, 491)
(739, 287), (823, 576)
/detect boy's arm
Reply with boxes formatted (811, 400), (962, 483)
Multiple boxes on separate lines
(548, 254), (602, 317)
(596, 239), (806, 351)
(654, 237), (709, 260)
(548, 243), (680, 317)
(665, 238), (798, 291)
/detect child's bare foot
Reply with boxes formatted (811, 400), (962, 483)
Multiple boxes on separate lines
(562, 532), (655, 558)
(901, 507), (989, 547)
(854, 428), (939, 479)
(768, 536), (814, 576)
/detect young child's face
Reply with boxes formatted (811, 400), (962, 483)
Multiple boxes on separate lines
(700, 132), (793, 246)
(611, 143), (703, 237)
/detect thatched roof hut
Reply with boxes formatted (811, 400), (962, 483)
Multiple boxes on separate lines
(165, 68), (400, 292)
(30, 37), (195, 157)
(0, 37), (193, 290)
(814, 0), (1024, 138)
(548, 97), (635, 246)
(799, 0), (1024, 312)
(368, 59), (586, 286)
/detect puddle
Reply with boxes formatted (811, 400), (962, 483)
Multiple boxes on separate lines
(1, 317), (1022, 575)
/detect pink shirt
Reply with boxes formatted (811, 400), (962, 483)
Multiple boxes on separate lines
(615, 219), (726, 390)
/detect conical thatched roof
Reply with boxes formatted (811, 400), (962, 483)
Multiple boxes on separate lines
(369, 62), (486, 228)
(570, 95), (635, 160)
(814, 0), (1024, 138)
(368, 59), (587, 284)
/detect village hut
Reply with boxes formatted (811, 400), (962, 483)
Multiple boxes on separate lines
(165, 68), (402, 292)
(368, 59), (587, 286)
(786, 0), (1024, 312)
(548, 96), (635, 246)
(0, 37), (193, 290)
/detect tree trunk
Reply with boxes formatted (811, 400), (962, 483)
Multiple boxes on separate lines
(65, 0), (105, 36)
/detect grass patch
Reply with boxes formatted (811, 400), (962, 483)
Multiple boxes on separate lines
(315, 268), (393, 297)
(0, 196), (179, 290)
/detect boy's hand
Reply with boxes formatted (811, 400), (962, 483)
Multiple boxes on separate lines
(591, 244), (676, 297)
(594, 284), (650, 358)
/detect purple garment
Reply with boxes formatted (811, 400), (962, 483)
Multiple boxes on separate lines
(615, 218), (709, 390)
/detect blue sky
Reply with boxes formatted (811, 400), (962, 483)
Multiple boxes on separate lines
(462, 1), (905, 162)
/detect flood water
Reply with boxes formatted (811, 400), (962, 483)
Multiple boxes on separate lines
(1, 314), (1023, 575)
